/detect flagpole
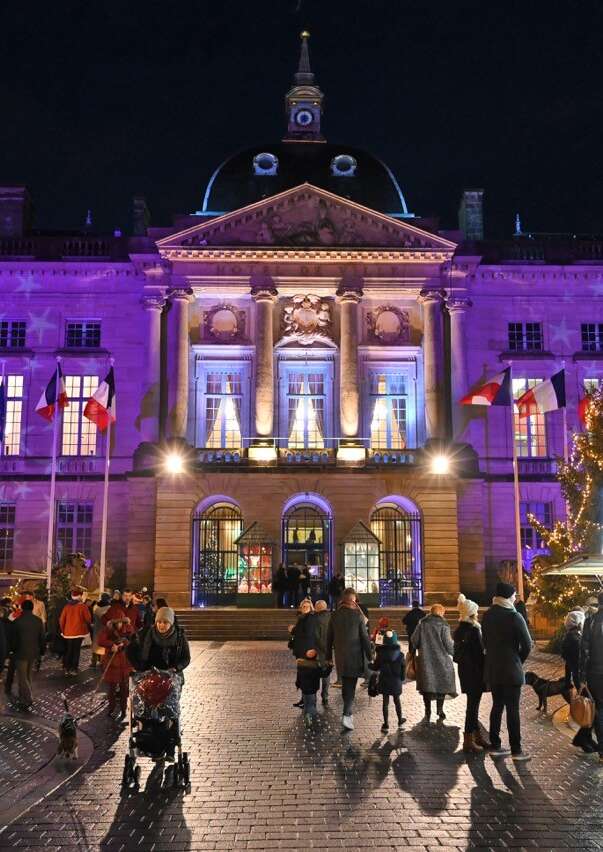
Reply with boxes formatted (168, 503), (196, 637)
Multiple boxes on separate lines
(98, 357), (113, 596)
(508, 362), (525, 601)
(561, 360), (569, 463)
(0, 359), (6, 458)
(45, 357), (61, 593)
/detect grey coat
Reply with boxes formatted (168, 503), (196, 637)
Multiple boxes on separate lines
(412, 614), (457, 697)
(326, 605), (372, 678)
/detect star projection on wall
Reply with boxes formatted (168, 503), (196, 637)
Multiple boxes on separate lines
(549, 317), (574, 350)
(15, 274), (40, 299)
(28, 308), (55, 344)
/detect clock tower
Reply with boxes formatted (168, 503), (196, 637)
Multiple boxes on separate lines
(284, 31), (325, 142)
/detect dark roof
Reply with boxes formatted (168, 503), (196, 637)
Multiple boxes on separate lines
(200, 143), (410, 217)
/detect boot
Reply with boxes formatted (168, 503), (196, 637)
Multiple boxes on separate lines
(463, 732), (483, 753)
(474, 729), (491, 748)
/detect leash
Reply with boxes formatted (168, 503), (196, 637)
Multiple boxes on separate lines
(61, 647), (121, 722)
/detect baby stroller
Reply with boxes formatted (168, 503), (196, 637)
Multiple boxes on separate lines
(122, 668), (190, 789)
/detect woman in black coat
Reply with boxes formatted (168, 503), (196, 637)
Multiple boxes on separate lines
(561, 610), (584, 690)
(127, 606), (190, 676)
(453, 595), (488, 753)
(371, 630), (405, 732)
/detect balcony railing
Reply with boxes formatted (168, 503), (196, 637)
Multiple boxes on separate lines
(517, 458), (558, 476)
(194, 444), (419, 469)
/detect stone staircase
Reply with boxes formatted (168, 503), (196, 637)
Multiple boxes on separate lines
(174, 607), (466, 641)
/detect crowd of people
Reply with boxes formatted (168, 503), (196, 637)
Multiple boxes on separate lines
(287, 582), (603, 764)
(0, 586), (190, 719)
(273, 564), (346, 610)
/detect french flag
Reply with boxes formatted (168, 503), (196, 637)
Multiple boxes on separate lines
(516, 370), (566, 418)
(0, 378), (5, 446)
(35, 365), (69, 421)
(84, 366), (116, 432)
(460, 367), (512, 406)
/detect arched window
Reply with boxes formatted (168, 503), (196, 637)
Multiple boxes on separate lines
(370, 499), (422, 606)
(192, 500), (243, 606)
(282, 496), (332, 599)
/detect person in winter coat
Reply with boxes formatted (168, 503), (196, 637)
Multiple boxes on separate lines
(412, 604), (457, 720)
(403, 601), (426, 650)
(286, 566), (301, 608)
(290, 602), (320, 727)
(274, 564), (288, 609)
(313, 600), (331, 704)
(562, 610), (585, 690)
(453, 594), (488, 752)
(326, 588), (373, 731)
(579, 591), (603, 763)
(289, 599), (314, 708)
(11, 599), (45, 710)
(91, 593), (112, 668)
(126, 607), (190, 676)
(120, 590), (142, 631)
(328, 571), (345, 611)
(98, 611), (134, 720)
(0, 611), (7, 676)
(59, 588), (93, 674)
(371, 629), (405, 732)
(481, 581), (533, 760)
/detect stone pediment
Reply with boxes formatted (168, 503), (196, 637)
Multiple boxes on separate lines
(157, 184), (456, 252)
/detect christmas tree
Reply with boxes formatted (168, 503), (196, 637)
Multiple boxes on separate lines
(528, 389), (603, 618)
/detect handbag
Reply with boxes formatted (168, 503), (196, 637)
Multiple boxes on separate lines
(570, 685), (596, 728)
(405, 650), (417, 681)
(367, 672), (380, 697)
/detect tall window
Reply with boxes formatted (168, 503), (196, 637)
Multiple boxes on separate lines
(192, 502), (243, 606)
(369, 372), (407, 449)
(0, 321), (26, 349)
(513, 377), (547, 457)
(65, 321), (101, 348)
(370, 503), (422, 606)
(508, 322), (543, 352)
(62, 376), (98, 456)
(584, 378), (601, 395)
(287, 372), (325, 448)
(56, 501), (93, 560)
(0, 503), (16, 570)
(581, 324), (603, 353)
(204, 371), (242, 448)
(1, 375), (23, 455)
(520, 501), (553, 549)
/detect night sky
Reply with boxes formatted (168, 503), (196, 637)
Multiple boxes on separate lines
(2, 0), (602, 239)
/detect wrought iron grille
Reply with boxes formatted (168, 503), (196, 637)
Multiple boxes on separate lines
(370, 506), (423, 605)
(282, 504), (330, 597)
(192, 503), (242, 606)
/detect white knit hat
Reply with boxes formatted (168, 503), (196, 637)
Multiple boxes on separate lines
(155, 606), (175, 626)
(564, 609), (585, 630)
(458, 593), (479, 621)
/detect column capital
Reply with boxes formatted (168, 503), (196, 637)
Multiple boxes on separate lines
(167, 286), (194, 303)
(447, 296), (473, 314)
(251, 285), (278, 302)
(336, 284), (363, 303)
(141, 293), (166, 312)
(419, 287), (446, 305)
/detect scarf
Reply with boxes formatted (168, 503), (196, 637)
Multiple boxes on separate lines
(151, 625), (177, 648)
(492, 596), (516, 610)
(460, 615), (482, 631)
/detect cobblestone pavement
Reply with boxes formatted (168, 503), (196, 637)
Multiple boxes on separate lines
(0, 717), (57, 800)
(1, 641), (602, 851)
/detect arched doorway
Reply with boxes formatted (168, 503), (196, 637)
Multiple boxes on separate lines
(370, 497), (422, 606)
(282, 494), (332, 600)
(192, 498), (243, 606)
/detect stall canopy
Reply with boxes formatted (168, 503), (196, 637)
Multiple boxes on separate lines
(544, 554), (603, 585)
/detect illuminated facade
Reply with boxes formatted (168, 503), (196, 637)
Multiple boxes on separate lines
(2, 34), (603, 607)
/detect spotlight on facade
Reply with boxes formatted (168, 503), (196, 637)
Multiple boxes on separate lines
(430, 454), (451, 475)
(164, 452), (185, 475)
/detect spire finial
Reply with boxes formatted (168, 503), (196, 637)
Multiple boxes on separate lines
(295, 30), (314, 85)
(514, 213), (522, 236)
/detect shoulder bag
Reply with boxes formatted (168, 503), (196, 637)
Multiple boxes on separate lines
(570, 685), (596, 728)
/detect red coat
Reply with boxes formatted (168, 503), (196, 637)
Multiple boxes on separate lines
(98, 623), (134, 683)
(59, 600), (92, 638)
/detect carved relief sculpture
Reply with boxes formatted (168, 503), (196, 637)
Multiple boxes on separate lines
(282, 294), (331, 344)
(366, 305), (410, 344)
(204, 304), (246, 342)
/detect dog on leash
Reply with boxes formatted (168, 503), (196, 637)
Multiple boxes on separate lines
(525, 671), (573, 713)
(57, 698), (79, 760)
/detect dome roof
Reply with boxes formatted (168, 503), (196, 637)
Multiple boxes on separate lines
(199, 142), (411, 219)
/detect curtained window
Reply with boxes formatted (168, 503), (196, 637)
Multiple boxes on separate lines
(287, 372), (325, 448)
(369, 372), (407, 449)
(204, 371), (243, 448)
(513, 377), (546, 457)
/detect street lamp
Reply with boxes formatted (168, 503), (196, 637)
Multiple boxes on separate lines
(430, 454), (451, 475)
(164, 451), (185, 475)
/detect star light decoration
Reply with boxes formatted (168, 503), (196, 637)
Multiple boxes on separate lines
(28, 309), (55, 344)
(528, 387), (603, 616)
(549, 317), (574, 350)
(15, 274), (40, 299)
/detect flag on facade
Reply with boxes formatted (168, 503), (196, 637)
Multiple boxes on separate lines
(516, 369), (566, 418)
(579, 393), (593, 426)
(460, 367), (512, 406)
(84, 366), (116, 432)
(0, 379), (6, 446)
(35, 365), (68, 421)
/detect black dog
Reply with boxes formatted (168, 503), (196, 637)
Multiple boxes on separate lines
(525, 671), (573, 713)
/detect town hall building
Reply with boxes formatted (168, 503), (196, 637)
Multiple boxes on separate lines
(1, 33), (602, 608)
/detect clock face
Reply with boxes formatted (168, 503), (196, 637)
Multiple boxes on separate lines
(295, 109), (313, 127)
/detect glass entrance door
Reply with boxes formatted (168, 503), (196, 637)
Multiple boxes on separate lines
(192, 502), (242, 606)
(282, 503), (330, 599)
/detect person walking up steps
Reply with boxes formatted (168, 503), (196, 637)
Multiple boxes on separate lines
(453, 594), (489, 753)
(371, 628), (405, 732)
(326, 588), (372, 731)
(482, 581), (533, 761)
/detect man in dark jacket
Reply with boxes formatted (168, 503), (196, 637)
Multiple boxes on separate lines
(403, 601), (426, 649)
(12, 600), (45, 710)
(328, 572), (345, 611)
(314, 600), (331, 704)
(580, 591), (603, 763)
(287, 565), (301, 608)
(482, 581), (533, 760)
(326, 588), (372, 730)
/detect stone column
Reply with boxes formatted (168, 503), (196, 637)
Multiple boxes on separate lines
(251, 283), (278, 439)
(167, 285), (194, 440)
(419, 288), (446, 440)
(337, 284), (363, 439)
(140, 294), (165, 443)
(447, 297), (473, 441)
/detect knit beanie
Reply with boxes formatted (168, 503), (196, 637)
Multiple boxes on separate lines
(99, 593), (111, 607)
(495, 581), (516, 599)
(71, 587), (83, 599)
(458, 593), (479, 620)
(382, 629), (398, 646)
(565, 609), (585, 630)
(155, 606), (175, 626)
